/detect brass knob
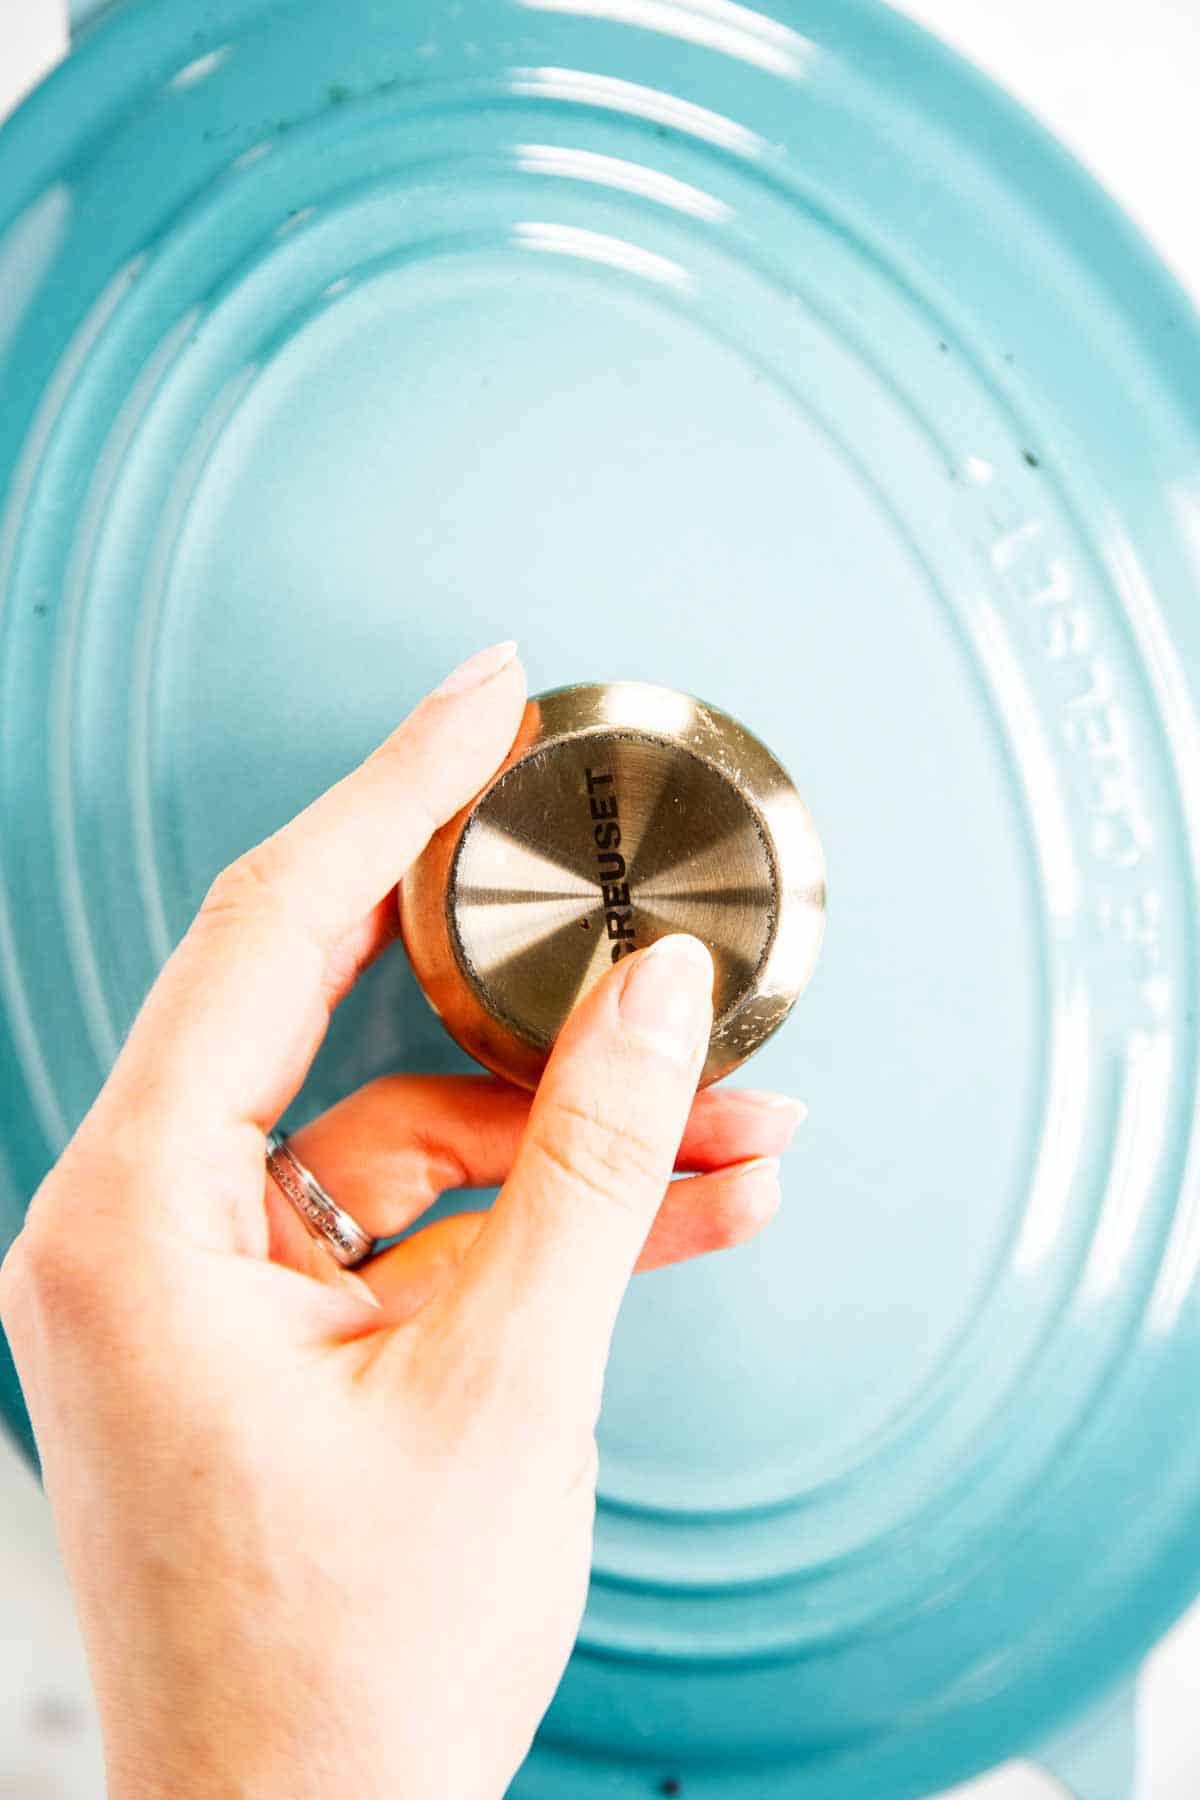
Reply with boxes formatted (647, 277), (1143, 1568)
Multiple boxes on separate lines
(401, 681), (826, 1088)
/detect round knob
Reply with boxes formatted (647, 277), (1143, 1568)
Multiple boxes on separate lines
(401, 681), (826, 1088)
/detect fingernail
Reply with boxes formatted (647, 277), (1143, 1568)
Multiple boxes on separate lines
(334, 1267), (383, 1311)
(619, 934), (713, 1063)
(435, 640), (519, 697)
(732, 1154), (781, 1180)
(730, 1155), (782, 1218)
(732, 1091), (808, 1125)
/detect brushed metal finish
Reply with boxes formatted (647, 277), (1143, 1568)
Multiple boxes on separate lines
(402, 682), (825, 1087)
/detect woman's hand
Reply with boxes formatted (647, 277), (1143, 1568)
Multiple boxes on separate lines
(0, 643), (802, 1800)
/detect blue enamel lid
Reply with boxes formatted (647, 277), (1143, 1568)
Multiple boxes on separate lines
(2, 2), (1199, 1795)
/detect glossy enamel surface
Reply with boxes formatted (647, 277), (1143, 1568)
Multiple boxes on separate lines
(1, 2), (1200, 1794)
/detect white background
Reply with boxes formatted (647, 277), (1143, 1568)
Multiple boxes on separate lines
(0, 2), (1197, 1795)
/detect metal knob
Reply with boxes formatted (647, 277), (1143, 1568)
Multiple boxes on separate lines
(401, 681), (826, 1088)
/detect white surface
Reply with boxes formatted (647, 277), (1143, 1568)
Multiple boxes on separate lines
(0, 1), (1198, 1795)
(897, 0), (1200, 304)
(0, 0), (66, 125)
(0, 1447), (103, 1798)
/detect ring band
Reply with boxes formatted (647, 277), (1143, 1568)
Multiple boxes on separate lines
(265, 1129), (377, 1269)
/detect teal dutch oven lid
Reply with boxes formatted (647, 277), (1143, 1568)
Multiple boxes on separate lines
(2, 1), (1200, 1795)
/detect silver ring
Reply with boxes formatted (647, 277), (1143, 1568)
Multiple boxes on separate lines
(265, 1129), (377, 1269)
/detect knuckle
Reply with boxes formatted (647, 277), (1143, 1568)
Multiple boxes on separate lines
(414, 1136), (472, 1199)
(0, 1219), (81, 1327)
(192, 845), (331, 980)
(353, 1078), (469, 1195)
(2, 1165), (136, 1332)
(527, 1094), (665, 1219)
(197, 847), (280, 925)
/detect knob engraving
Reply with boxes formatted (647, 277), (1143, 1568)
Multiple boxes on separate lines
(401, 682), (825, 1088)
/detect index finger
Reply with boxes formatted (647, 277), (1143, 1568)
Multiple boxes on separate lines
(91, 642), (525, 1164)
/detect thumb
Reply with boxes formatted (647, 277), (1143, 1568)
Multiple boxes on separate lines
(458, 934), (714, 1399)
